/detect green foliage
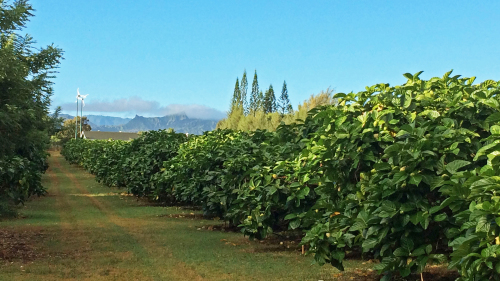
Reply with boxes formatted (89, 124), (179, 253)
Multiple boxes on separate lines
(230, 77), (241, 114)
(55, 116), (91, 144)
(240, 70), (248, 115)
(278, 80), (293, 116)
(249, 70), (259, 116)
(296, 72), (499, 280)
(62, 130), (187, 196)
(292, 87), (336, 122)
(443, 124), (500, 280)
(263, 84), (276, 114)
(0, 0), (63, 213)
(62, 71), (500, 280)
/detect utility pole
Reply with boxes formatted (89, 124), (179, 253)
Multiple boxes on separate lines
(75, 89), (79, 139)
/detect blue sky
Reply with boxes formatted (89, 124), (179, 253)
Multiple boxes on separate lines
(27, 0), (500, 119)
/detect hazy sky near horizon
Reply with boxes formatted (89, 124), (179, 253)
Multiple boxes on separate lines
(27, 0), (500, 119)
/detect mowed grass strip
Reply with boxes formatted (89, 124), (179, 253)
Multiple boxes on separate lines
(1, 152), (372, 281)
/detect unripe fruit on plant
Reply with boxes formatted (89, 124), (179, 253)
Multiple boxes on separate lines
(400, 210), (404, 214)
(326, 233), (331, 238)
(272, 174), (278, 179)
(371, 169), (376, 173)
(400, 166), (406, 171)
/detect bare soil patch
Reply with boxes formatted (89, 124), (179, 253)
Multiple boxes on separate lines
(0, 228), (46, 262)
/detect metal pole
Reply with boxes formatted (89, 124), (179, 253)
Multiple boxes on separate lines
(80, 100), (83, 137)
(75, 99), (78, 139)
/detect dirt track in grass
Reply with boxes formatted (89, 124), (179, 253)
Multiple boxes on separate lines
(3, 152), (456, 280)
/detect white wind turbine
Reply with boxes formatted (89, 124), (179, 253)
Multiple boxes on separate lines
(76, 88), (89, 138)
(75, 89), (81, 139)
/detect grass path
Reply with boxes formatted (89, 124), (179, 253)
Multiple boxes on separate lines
(0, 152), (365, 281)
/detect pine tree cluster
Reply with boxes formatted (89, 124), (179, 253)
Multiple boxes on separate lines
(230, 70), (292, 116)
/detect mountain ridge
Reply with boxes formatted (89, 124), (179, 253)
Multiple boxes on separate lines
(60, 113), (217, 135)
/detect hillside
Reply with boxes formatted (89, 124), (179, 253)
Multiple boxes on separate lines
(60, 114), (131, 128)
(95, 114), (217, 135)
(60, 113), (218, 135)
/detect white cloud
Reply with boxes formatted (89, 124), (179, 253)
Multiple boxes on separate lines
(59, 96), (225, 120)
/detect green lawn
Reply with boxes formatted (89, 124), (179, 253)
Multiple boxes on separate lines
(0, 152), (374, 281)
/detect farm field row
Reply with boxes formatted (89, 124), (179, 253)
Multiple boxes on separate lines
(1, 152), (372, 281)
(61, 72), (500, 280)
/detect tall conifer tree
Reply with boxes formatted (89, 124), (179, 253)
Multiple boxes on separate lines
(263, 84), (276, 113)
(250, 70), (259, 116)
(240, 70), (248, 114)
(230, 78), (241, 113)
(278, 80), (293, 115)
(257, 90), (264, 112)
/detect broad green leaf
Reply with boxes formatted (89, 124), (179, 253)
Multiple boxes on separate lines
(409, 174), (422, 186)
(394, 247), (409, 256)
(471, 177), (500, 189)
(350, 221), (367, 232)
(289, 219), (300, 229)
(425, 244), (433, 254)
(362, 238), (378, 251)
(483, 98), (500, 109)
(434, 213), (447, 222)
(402, 92), (412, 108)
(476, 216), (490, 233)
(491, 125), (500, 135)
(335, 116), (347, 128)
(335, 132), (349, 139)
(486, 112), (500, 123)
(401, 237), (414, 251)
(384, 144), (402, 154)
(474, 141), (500, 160)
(393, 172), (408, 183)
(411, 248), (425, 257)
(446, 160), (471, 174)
(419, 110), (440, 119)
(296, 187), (310, 198)
(403, 73), (413, 80)
(374, 162), (391, 171)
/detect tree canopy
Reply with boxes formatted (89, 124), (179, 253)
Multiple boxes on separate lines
(0, 0), (63, 214)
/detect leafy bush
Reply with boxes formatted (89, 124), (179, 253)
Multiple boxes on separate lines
(62, 130), (187, 197)
(62, 71), (500, 280)
(0, 1), (63, 215)
(295, 72), (499, 279)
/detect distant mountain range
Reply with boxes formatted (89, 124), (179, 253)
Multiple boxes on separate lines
(60, 114), (132, 128)
(60, 114), (218, 135)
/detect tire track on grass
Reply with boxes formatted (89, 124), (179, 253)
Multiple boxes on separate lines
(52, 154), (205, 281)
(46, 164), (90, 256)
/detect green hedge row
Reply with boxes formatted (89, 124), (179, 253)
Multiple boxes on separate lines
(62, 71), (500, 280)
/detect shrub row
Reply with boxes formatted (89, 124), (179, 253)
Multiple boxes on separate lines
(1, 1), (63, 214)
(62, 72), (500, 280)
